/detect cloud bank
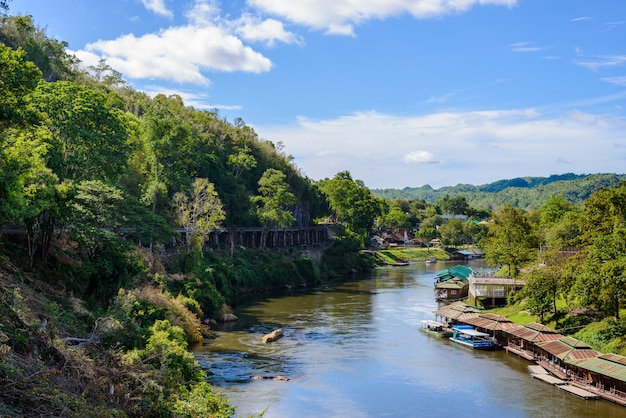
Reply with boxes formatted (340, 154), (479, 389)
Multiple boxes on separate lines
(256, 109), (626, 188)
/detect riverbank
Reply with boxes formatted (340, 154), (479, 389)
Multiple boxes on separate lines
(366, 246), (450, 265)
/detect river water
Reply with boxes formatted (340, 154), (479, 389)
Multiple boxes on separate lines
(194, 261), (624, 417)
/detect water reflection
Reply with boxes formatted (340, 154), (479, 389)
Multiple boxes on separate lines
(195, 261), (625, 417)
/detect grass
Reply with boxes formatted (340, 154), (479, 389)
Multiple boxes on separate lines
(371, 247), (449, 264)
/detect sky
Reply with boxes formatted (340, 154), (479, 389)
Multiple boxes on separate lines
(12, 0), (626, 189)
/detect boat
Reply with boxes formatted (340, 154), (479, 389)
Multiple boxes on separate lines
(419, 320), (452, 338)
(449, 325), (494, 350)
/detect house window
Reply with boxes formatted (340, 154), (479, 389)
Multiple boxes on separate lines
(451, 290), (457, 295)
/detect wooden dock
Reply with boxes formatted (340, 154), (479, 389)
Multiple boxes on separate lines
(530, 365), (599, 400)
(560, 384), (599, 400)
(532, 373), (566, 385)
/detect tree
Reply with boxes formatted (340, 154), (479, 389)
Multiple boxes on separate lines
(570, 182), (626, 318)
(227, 145), (257, 179)
(522, 261), (566, 321)
(438, 218), (465, 247)
(416, 227), (439, 253)
(318, 171), (384, 242)
(437, 195), (469, 215)
(251, 169), (296, 229)
(0, 1), (11, 14)
(1, 126), (58, 268)
(0, 44), (41, 130)
(384, 206), (410, 230)
(522, 268), (554, 324)
(0, 15), (77, 81)
(173, 178), (225, 256)
(482, 205), (536, 277)
(31, 81), (130, 182)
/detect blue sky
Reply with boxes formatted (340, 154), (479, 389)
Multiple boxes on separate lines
(13, 0), (626, 189)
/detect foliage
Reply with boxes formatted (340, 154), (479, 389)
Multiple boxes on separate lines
(251, 168), (296, 229)
(318, 171), (385, 243)
(481, 205), (536, 277)
(0, 43), (41, 129)
(173, 177), (225, 257)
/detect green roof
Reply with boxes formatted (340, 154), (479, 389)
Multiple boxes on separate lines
(569, 355), (626, 383)
(436, 265), (476, 282)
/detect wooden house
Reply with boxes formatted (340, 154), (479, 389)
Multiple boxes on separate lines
(468, 273), (525, 307)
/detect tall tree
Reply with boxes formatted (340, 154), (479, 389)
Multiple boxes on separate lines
(251, 168), (296, 229)
(482, 205), (536, 277)
(318, 171), (384, 241)
(31, 81), (130, 182)
(0, 44), (41, 130)
(173, 178), (225, 256)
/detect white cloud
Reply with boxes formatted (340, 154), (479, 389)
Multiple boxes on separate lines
(403, 151), (440, 164)
(234, 15), (302, 46)
(510, 42), (546, 52)
(576, 54), (626, 71)
(184, 0), (221, 25)
(81, 25), (272, 85)
(602, 76), (626, 86)
(255, 108), (626, 189)
(142, 0), (173, 18)
(248, 0), (518, 36)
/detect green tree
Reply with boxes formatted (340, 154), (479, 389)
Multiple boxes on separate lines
(0, 43), (41, 130)
(1, 126), (58, 268)
(384, 206), (410, 230)
(482, 205), (536, 277)
(251, 168), (296, 229)
(437, 195), (469, 215)
(31, 81), (130, 182)
(416, 227), (439, 252)
(227, 144), (257, 179)
(173, 178), (225, 256)
(522, 268), (554, 323)
(0, 15), (77, 81)
(318, 171), (384, 242)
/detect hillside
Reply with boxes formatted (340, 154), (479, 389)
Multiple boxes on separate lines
(371, 173), (626, 210)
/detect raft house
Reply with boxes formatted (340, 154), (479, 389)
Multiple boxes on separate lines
(431, 301), (626, 406)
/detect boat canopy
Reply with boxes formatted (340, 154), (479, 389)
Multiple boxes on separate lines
(453, 325), (490, 337)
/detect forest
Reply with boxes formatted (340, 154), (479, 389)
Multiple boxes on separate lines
(2, 7), (626, 417)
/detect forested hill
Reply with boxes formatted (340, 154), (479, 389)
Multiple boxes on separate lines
(371, 173), (626, 210)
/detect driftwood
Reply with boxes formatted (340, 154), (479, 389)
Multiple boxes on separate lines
(261, 328), (283, 343)
(251, 375), (289, 381)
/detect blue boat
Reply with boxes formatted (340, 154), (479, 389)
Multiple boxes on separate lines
(449, 325), (494, 350)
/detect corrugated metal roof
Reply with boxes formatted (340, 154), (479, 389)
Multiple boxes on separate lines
(524, 322), (556, 333)
(435, 265), (476, 282)
(464, 314), (520, 331)
(536, 337), (598, 361)
(566, 357), (626, 382)
(432, 302), (481, 320)
(435, 278), (467, 289)
(600, 353), (626, 366)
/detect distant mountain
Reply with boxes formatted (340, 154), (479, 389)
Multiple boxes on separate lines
(371, 173), (626, 210)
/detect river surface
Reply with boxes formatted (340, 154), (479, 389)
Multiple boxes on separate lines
(194, 261), (624, 417)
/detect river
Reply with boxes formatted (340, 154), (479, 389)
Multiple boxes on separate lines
(194, 261), (625, 417)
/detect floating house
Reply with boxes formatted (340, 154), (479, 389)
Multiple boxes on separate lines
(434, 265), (476, 302)
(504, 322), (562, 361)
(429, 302), (626, 406)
